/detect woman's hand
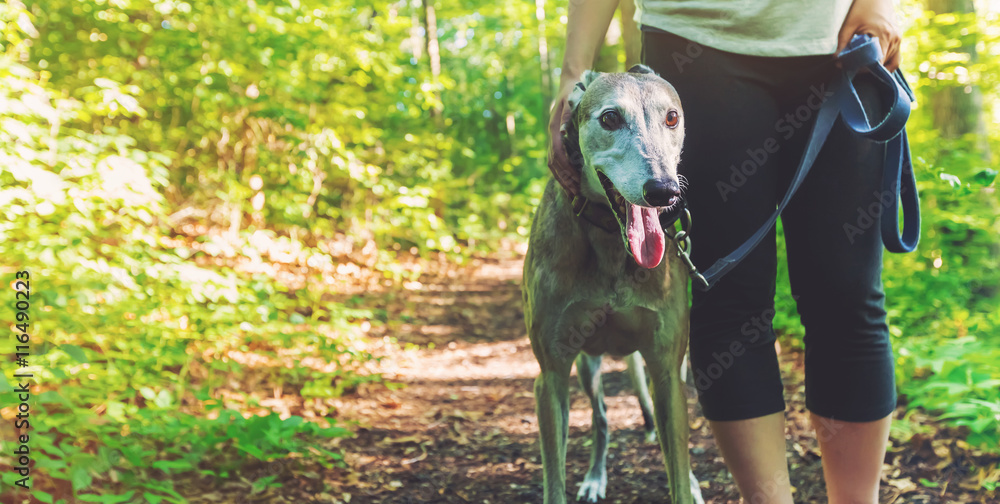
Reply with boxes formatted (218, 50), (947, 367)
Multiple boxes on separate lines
(547, 0), (619, 197)
(837, 0), (903, 71)
(548, 79), (582, 197)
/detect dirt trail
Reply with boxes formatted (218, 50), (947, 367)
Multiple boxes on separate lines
(319, 257), (990, 504)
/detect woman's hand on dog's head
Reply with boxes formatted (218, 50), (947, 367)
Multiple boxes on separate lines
(549, 78), (583, 198)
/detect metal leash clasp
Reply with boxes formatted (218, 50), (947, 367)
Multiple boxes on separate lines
(669, 208), (709, 291)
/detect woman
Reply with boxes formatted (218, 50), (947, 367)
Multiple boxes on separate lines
(547, 0), (902, 502)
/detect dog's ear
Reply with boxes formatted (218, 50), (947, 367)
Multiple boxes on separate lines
(566, 70), (600, 113)
(563, 71), (599, 173)
(627, 64), (657, 75)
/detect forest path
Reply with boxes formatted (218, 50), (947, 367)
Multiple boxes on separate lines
(320, 255), (981, 504)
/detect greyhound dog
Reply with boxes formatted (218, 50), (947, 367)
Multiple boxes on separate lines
(522, 65), (704, 504)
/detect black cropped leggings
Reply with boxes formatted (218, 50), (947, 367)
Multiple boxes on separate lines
(643, 29), (897, 422)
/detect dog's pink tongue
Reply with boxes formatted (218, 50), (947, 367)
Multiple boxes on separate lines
(627, 204), (665, 269)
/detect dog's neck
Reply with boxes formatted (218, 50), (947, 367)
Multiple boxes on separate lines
(554, 187), (671, 291)
(573, 196), (620, 233)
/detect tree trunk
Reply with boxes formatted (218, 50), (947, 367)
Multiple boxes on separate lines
(421, 0), (442, 117)
(592, 1), (641, 73)
(505, 73), (516, 158)
(619, 0), (642, 68)
(925, 0), (987, 155)
(409, 10), (423, 61)
(593, 10), (621, 73)
(536, 0), (553, 114)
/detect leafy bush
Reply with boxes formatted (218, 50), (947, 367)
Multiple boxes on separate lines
(1, 0), (998, 502)
(0, 5), (370, 501)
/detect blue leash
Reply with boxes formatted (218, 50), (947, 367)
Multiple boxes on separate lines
(694, 34), (921, 291)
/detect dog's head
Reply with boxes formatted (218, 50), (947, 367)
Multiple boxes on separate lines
(564, 64), (685, 269)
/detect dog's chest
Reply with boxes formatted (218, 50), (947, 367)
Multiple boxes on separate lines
(567, 303), (658, 357)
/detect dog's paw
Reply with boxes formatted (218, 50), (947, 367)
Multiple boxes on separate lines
(575, 473), (607, 503)
(643, 429), (657, 444)
(690, 470), (706, 504)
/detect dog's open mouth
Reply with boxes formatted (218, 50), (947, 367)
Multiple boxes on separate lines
(598, 171), (674, 269)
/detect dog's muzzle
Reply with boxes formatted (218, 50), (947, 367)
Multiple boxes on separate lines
(597, 171), (674, 269)
(642, 179), (681, 208)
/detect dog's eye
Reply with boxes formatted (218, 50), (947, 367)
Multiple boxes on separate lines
(665, 110), (680, 128)
(599, 110), (624, 131)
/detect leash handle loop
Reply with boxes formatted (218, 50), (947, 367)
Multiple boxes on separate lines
(837, 37), (912, 142)
(695, 34), (921, 291)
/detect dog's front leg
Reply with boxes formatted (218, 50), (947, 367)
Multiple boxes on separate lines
(535, 358), (573, 504)
(574, 352), (608, 503)
(641, 348), (705, 504)
(624, 351), (657, 443)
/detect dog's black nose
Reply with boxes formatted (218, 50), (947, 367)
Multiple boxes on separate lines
(642, 179), (681, 207)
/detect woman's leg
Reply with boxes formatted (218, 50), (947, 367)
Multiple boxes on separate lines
(710, 412), (793, 504)
(779, 72), (898, 503)
(642, 30), (802, 503)
(812, 413), (892, 503)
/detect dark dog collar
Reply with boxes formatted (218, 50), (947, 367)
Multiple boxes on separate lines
(572, 195), (619, 233)
(572, 195), (686, 234)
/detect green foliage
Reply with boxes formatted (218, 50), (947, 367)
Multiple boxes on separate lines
(21, 0), (560, 256)
(882, 128), (1000, 451)
(882, 6), (999, 452)
(0, 3), (371, 500)
(1, 0), (998, 500)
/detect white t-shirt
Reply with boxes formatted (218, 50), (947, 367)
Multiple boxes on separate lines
(636, 0), (855, 57)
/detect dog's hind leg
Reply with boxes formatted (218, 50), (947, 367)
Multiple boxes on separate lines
(681, 352), (695, 387)
(535, 357), (573, 504)
(574, 352), (608, 503)
(642, 347), (705, 504)
(624, 351), (657, 443)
